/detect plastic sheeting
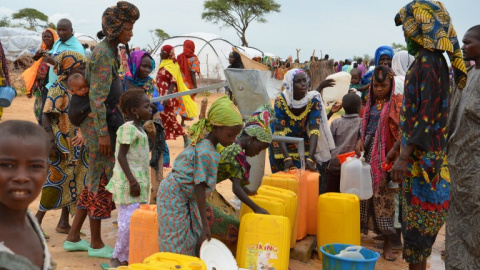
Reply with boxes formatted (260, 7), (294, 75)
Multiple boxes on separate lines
(0, 27), (41, 61)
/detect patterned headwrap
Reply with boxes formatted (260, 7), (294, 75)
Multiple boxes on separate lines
(282, 68), (320, 109)
(188, 96), (243, 146)
(395, 0), (467, 89)
(126, 50), (155, 85)
(374, 46), (395, 66)
(161, 45), (176, 61)
(244, 104), (273, 143)
(101, 1), (140, 42)
(53, 51), (86, 83)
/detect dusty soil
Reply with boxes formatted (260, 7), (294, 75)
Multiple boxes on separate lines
(2, 93), (446, 269)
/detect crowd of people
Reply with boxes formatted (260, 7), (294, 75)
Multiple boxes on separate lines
(0, 0), (479, 270)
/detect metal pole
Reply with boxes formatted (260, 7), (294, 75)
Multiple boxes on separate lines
(272, 135), (305, 171)
(150, 82), (229, 103)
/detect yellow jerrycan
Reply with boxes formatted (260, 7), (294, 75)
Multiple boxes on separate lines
(257, 185), (298, 248)
(317, 193), (360, 258)
(237, 213), (291, 270)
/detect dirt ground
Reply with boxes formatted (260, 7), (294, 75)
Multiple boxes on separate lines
(2, 94), (446, 269)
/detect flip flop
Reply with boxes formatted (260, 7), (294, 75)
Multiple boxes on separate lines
(88, 245), (114, 258)
(63, 239), (90, 251)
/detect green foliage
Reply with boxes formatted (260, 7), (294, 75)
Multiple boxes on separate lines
(0, 16), (10, 27)
(202, 0), (281, 47)
(153, 29), (170, 42)
(392, 42), (407, 52)
(12, 8), (48, 30)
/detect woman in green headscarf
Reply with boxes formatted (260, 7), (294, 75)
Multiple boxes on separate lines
(387, 1), (467, 269)
(206, 104), (273, 254)
(157, 96), (243, 256)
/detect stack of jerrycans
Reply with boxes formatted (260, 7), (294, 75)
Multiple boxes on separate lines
(121, 252), (207, 270)
(317, 192), (361, 256)
(263, 169), (320, 240)
(237, 213), (291, 270)
(129, 204), (160, 264)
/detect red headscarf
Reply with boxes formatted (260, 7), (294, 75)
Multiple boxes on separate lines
(177, 40), (197, 88)
(161, 45), (175, 61)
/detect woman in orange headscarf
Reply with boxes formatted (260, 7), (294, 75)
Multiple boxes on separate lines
(176, 40), (201, 127)
(22, 28), (59, 125)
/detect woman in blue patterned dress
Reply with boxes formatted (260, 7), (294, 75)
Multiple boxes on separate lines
(269, 68), (334, 173)
(157, 96), (243, 256)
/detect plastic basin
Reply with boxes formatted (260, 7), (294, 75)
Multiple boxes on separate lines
(320, 243), (379, 270)
(0, 86), (16, 107)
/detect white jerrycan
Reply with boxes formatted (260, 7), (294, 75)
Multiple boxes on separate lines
(340, 152), (373, 200)
(335, 246), (365, 260)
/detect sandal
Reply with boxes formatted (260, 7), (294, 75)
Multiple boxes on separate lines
(63, 239), (90, 251)
(88, 245), (114, 258)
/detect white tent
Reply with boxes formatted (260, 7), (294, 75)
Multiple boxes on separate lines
(0, 27), (41, 61)
(0, 27), (95, 61)
(151, 32), (282, 98)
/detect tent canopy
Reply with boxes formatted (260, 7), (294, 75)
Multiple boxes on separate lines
(151, 32), (282, 98)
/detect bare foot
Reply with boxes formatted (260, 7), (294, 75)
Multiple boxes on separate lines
(56, 225), (71, 234)
(383, 240), (397, 261)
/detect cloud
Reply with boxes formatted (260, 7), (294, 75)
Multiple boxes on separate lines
(0, 6), (14, 17)
(48, 13), (70, 24)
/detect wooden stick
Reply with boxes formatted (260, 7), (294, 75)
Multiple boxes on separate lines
(199, 98), (208, 119)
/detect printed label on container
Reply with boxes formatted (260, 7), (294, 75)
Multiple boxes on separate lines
(245, 242), (279, 270)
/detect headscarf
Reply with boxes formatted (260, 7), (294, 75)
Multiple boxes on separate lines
(53, 51), (86, 83)
(125, 50), (155, 86)
(188, 96), (243, 146)
(282, 69), (320, 109)
(374, 46), (395, 66)
(161, 45), (176, 61)
(22, 28), (59, 94)
(228, 51), (244, 69)
(101, 1), (140, 42)
(395, 0), (467, 89)
(244, 104), (273, 143)
(177, 40), (197, 87)
(159, 46), (198, 118)
(392, 50), (414, 77)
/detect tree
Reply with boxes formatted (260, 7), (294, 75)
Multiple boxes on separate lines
(392, 42), (407, 53)
(147, 28), (170, 52)
(0, 16), (10, 27)
(202, 0), (280, 47)
(12, 8), (48, 31)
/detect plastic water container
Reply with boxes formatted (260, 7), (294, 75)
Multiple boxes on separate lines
(317, 193), (360, 255)
(257, 185), (298, 248)
(320, 244), (380, 270)
(263, 172), (308, 240)
(337, 151), (356, 165)
(239, 194), (286, 219)
(0, 86), (16, 107)
(129, 204), (159, 264)
(340, 153), (373, 200)
(302, 170), (319, 235)
(322, 72), (351, 105)
(236, 213), (291, 270)
(126, 252), (207, 270)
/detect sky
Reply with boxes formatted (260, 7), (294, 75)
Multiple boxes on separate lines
(0, 0), (477, 61)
